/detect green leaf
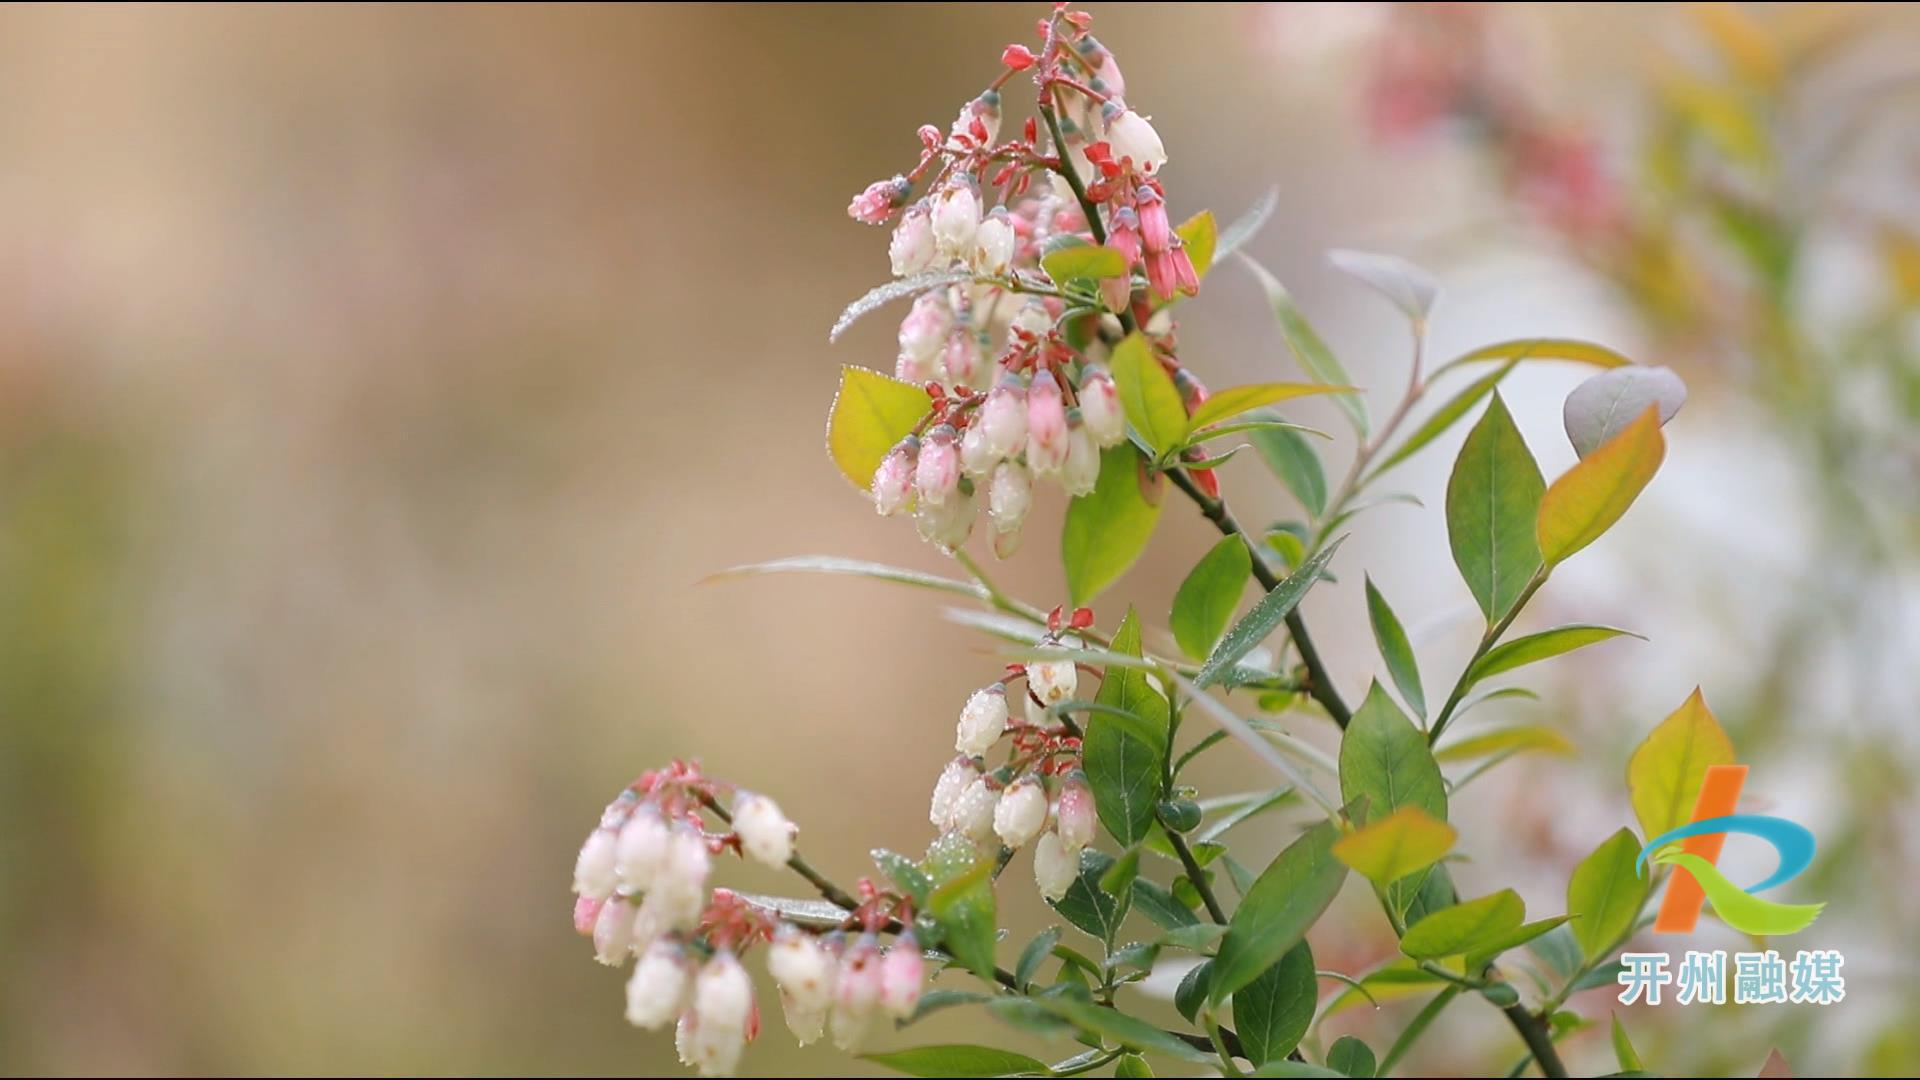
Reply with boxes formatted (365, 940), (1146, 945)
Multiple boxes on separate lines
(1327, 1035), (1378, 1078)
(1250, 1064), (1346, 1078)
(1016, 926), (1062, 990)
(1132, 879), (1198, 930)
(1250, 419), (1328, 516)
(1239, 254), (1368, 436)
(1432, 337), (1634, 379)
(1611, 1014), (1644, 1074)
(1109, 333), (1189, 455)
(1327, 248), (1438, 322)
(830, 271), (974, 342)
(1567, 828), (1653, 962)
(1401, 889), (1525, 959)
(1115, 1054), (1154, 1079)
(1469, 626), (1643, 683)
(862, 1044), (1052, 1077)
(1563, 366), (1686, 459)
(1177, 210), (1219, 280)
(826, 366), (933, 490)
(1216, 187), (1279, 262)
(1536, 405), (1665, 567)
(1464, 915), (1573, 970)
(1372, 360), (1518, 477)
(1364, 576), (1425, 719)
(1062, 445), (1164, 607)
(1339, 682), (1447, 824)
(1332, 806), (1457, 888)
(1172, 538), (1252, 660)
(1050, 850), (1132, 946)
(1210, 820), (1348, 1006)
(1031, 998), (1216, 1065)
(1627, 688), (1735, 842)
(1434, 724), (1575, 763)
(1188, 383), (1349, 432)
(1175, 959), (1212, 1021)
(1085, 609), (1169, 845)
(873, 848), (934, 906)
(1042, 240), (1129, 283)
(1196, 537), (1346, 689)
(1445, 392), (1544, 623)
(1235, 941), (1317, 1065)
(925, 835), (998, 980)
(905, 988), (994, 1024)
(708, 555), (984, 600)
(1321, 959), (1448, 1017)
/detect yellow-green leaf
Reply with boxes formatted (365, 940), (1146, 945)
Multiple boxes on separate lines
(1178, 210), (1218, 279)
(1188, 383), (1351, 433)
(1627, 688), (1734, 842)
(1401, 888), (1525, 959)
(1536, 406), (1666, 566)
(1435, 337), (1634, 378)
(826, 365), (931, 490)
(1109, 333), (1189, 455)
(1611, 1014), (1644, 1073)
(1434, 724), (1575, 763)
(1468, 625), (1643, 683)
(1567, 827), (1650, 962)
(1062, 444), (1164, 607)
(1043, 240), (1130, 282)
(1332, 806), (1457, 887)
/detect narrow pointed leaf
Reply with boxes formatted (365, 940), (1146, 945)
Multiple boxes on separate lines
(1240, 254), (1368, 435)
(1433, 337), (1633, 379)
(1189, 383), (1351, 432)
(1210, 820), (1348, 1006)
(1327, 248), (1438, 322)
(1373, 359), (1518, 477)
(1611, 1014), (1644, 1073)
(1401, 889), (1525, 959)
(1196, 537), (1346, 688)
(1445, 393), (1544, 622)
(1434, 724), (1575, 763)
(1084, 609), (1169, 845)
(830, 271), (973, 342)
(1250, 418), (1328, 515)
(1217, 187), (1279, 261)
(1469, 625), (1643, 683)
(1364, 576), (1426, 719)
(861, 1045), (1052, 1077)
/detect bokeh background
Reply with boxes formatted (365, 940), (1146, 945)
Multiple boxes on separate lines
(0, 2), (1915, 1076)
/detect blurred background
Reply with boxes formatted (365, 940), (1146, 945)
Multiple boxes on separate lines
(0, 3), (1914, 1075)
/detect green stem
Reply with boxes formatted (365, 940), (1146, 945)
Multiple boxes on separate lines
(1164, 823), (1230, 925)
(1427, 569), (1547, 745)
(1504, 1002), (1569, 1079)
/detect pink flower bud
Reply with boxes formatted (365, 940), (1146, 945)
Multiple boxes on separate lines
(1055, 775), (1097, 852)
(732, 792), (796, 869)
(847, 175), (910, 226)
(1104, 107), (1167, 173)
(888, 203), (937, 276)
(987, 461), (1032, 534)
(956, 685), (1009, 756)
(871, 437), (917, 517)
(929, 756), (980, 829)
(593, 895), (638, 965)
(1061, 418), (1100, 497)
(626, 938), (692, 1029)
(573, 895), (604, 936)
(913, 482), (975, 551)
(1138, 190), (1173, 254)
(1079, 365), (1126, 447)
(1001, 43), (1036, 71)
(879, 933), (926, 1019)
(932, 182), (980, 259)
(958, 421), (995, 477)
(1026, 370), (1069, 474)
(573, 828), (619, 900)
(896, 293), (951, 383)
(979, 379), (1028, 459)
(994, 777), (1050, 849)
(946, 333), (986, 391)
(1034, 830), (1078, 901)
(972, 211), (1016, 276)
(914, 424), (961, 507)
(831, 934), (883, 1051)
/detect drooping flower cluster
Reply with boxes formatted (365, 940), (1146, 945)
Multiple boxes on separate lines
(927, 606), (1102, 901)
(849, 6), (1208, 553)
(570, 762), (923, 1076)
